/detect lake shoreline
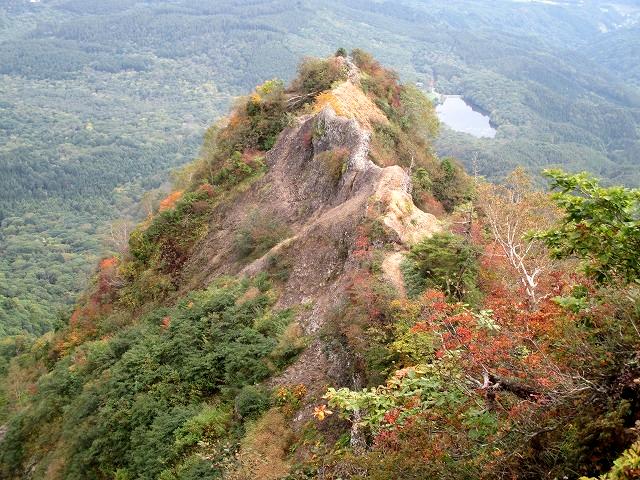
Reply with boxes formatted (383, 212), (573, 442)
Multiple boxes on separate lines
(435, 95), (497, 138)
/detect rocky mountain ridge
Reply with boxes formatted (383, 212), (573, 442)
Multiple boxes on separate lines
(3, 51), (639, 480)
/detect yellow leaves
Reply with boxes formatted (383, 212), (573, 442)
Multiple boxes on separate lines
(276, 384), (308, 418)
(249, 78), (284, 104)
(276, 383), (307, 401)
(388, 298), (422, 324)
(276, 387), (289, 401)
(312, 405), (333, 421)
(313, 91), (346, 117)
(292, 384), (308, 398)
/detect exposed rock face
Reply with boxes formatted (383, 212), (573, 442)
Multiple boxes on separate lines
(325, 80), (389, 131)
(182, 91), (440, 393)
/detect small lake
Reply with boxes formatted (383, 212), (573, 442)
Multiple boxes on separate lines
(436, 96), (496, 138)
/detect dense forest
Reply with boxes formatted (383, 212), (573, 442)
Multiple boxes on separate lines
(1, 0), (639, 337)
(1, 50), (639, 480)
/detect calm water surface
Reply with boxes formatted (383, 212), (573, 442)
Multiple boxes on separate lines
(436, 97), (496, 138)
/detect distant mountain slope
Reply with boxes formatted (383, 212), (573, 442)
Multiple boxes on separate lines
(586, 25), (640, 87)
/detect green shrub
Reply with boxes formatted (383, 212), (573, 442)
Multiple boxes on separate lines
(209, 151), (266, 189)
(265, 253), (292, 282)
(350, 49), (441, 184)
(128, 405), (200, 479)
(431, 157), (474, 212)
(269, 322), (307, 370)
(118, 189), (216, 306)
(190, 80), (287, 189)
(412, 167), (432, 193)
(0, 278), (297, 480)
(235, 385), (271, 419)
(292, 57), (348, 95)
(128, 189), (213, 269)
(404, 232), (480, 302)
(173, 404), (233, 454)
(536, 169), (640, 285)
(315, 147), (350, 184)
(352, 49), (401, 116)
(160, 457), (223, 480)
(398, 84), (439, 139)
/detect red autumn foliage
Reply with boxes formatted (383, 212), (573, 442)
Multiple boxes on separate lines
(197, 183), (215, 198)
(353, 236), (370, 259)
(52, 256), (124, 358)
(99, 257), (118, 270)
(404, 280), (574, 395)
(352, 50), (402, 109)
(415, 192), (446, 217)
(96, 256), (119, 299)
(161, 316), (171, 330)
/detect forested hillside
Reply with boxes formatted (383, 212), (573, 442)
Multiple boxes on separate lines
(1, 0), (639, 336)
(1, 51), (639, 480)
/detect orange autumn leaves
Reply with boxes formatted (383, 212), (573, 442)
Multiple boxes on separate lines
(159, 190), (184, 211)
(312, 405), (333, 421)
(55, 256), (121, 357)
(159, 185), (215, 214)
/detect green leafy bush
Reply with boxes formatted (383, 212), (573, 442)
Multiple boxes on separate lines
(431, 157), (474, 212)
(335, 47), (348, 58)
(173, 403), (233, 454)
(403, 232), (480, 302)
(130, 190), (213, 266)
(536, 169), (640, 284)
(118, 189), (216, 306)
(235, 385), (271, 419)
(315, 147), (350, 184)
(189, 80), (287, 189)
(291, 57), (348, 95)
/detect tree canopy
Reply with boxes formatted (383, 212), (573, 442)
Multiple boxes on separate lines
(536, 169), (640, 285)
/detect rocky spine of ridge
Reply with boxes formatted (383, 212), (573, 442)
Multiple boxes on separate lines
(180, 62), (441, 412)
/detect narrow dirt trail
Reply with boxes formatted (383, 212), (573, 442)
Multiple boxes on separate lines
(382, 251), (408, 298)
